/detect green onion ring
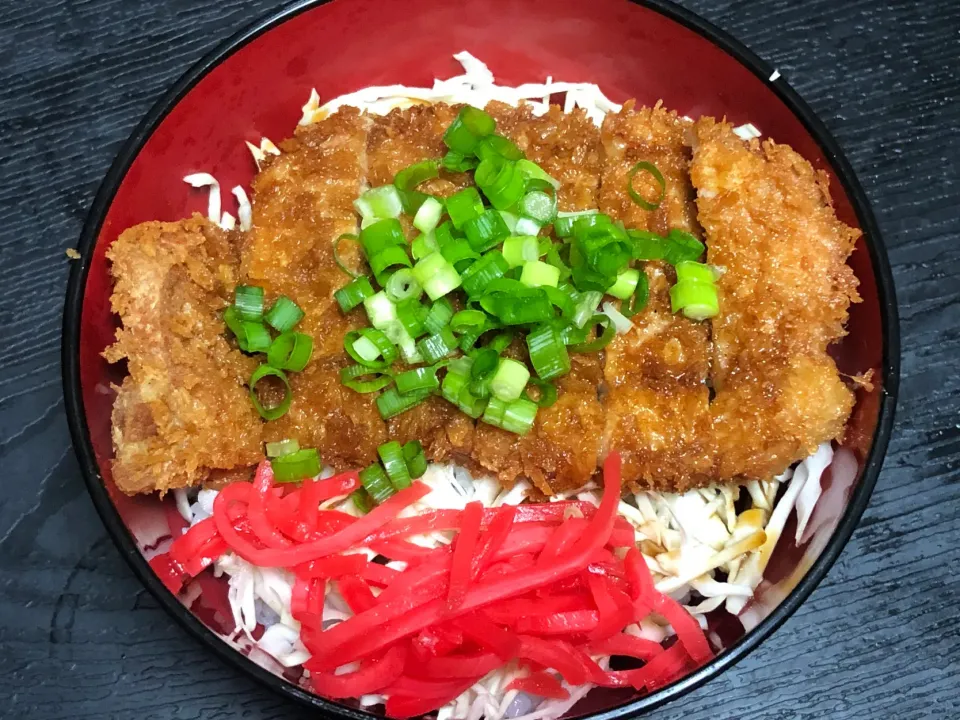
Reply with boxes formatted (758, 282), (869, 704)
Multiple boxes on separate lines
(627, 161), (666, 211)
(340, 364), (394, 393)
(523, 377), (558, 408)
(249, 364), (292, 421)
(568, 314), (616, 353)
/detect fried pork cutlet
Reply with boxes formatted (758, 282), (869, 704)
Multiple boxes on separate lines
(366, 104), (477, 462)
(243, 109), (388, 469)
(471, 103), (606, 495)
(690, 118), (860, 480)
(598, 103), (714, 491)
(105, 215), (263, 494)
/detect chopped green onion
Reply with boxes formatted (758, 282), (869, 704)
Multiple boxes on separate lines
(663, 230), (706, 264)
(272, 448), (321, 483)
(519, 190), (557, 225)
(438, 237), (480, 272)
(443, 106), (495, 154)
(340, 364), (393, 393)
(333, 233), (363, 279)
(334, 276), (375, 312)
(470, 346), (500, 379)
(571, 290), (603, 328)
(554, 210), (598, 238)
(267, 332), (314, 371)
(482, 396), (538, 435)
(620, 271), (650, 318)
(394, 160), (439, 191)
(450, 309), (487, 333)
(628, 230), (668, 260)
(249, 364), (292, 421)
(398, 337), (423, 365)
(360, 218), (406, 256)
(460, 106), (495, 135)
(441, 367), (487, 418)
(413, 196), (445, 234)
(376, 387), (431, 419)
(416, 327), (458, 364)
(462, 250), (509, 297)
(569, 314), (616, 352)
(378, 441), (412, 490)
(464, 209), (511, 252)
(412, 252), (462, 300)
(385, 268), (423, 303)
(515, 159), (560, 190)
(265, 439), (300, 458)
(402, 440), (427, 479)
(446, 187), (485, 229)
(234, 285), (264, 321)
(351, 488), (373, 513)
(520, 260), (561, 289)
(412, 231), (439, 260)
(543, 286), (574, 319)
(499, 210), (519, 233)
(442, 151), (479, 173)
(228, 314), (272, 353)
(399, 189), (431, 216)
(502, 235), (539, 268)
(477, 157), (526, 210)
(369, 245), (413, 284)
(545, 244), (572, 282)
(264, 295), (304, 333)
(675, 260), (717, 283)
(490, 357), (530, 402)
(670, 279), (719, 320)
(424, 298), (454, 335)
(363, 291), (398, 329)
(476, 134), (524, 162)
(523, 377), (558, 408)
(514, 217), (541, 237)
(607, 268), (640, 300)
(344, 328), (397, 369)
(627, 161), (666, 211)
(395, 364), (442, 394)
(488, 331), (514, 354)
(354, 185), (404, 220)
(396, 299), (428, 339)
(359, 463), (395, 503)
(527, 322), (570, 381)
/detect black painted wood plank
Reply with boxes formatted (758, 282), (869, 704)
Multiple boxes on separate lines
(0, 1), (957, 718)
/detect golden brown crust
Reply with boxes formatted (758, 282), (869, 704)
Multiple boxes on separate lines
(598, 103), (714, 491)
(466, 104), (606, 494)
(105, 215), (263, 495)
(367, 103), (473, 198)
(486, 102), (602, 212)
(690, 117), (860, 479)
(107, 102), (861, 496)
(242, 110), (389, 469)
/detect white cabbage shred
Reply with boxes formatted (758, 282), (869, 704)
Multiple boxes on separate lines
(171, 52), (835, 720)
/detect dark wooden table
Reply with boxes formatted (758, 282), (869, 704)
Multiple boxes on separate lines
(2, 1), (958, 718)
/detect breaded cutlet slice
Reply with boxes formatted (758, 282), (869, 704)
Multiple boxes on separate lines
(471, 102), (606, 495)
(243, 108), (388, 469)
(105, 215), (262, 495)
(598, 102), (714, 491)
(366, 104), (477, 463)
(690, 117), (860, 480)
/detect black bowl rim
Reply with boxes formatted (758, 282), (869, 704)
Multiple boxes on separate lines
(61, 0), (900, 716)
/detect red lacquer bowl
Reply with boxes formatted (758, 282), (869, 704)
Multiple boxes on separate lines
(62, 0), (899, 716)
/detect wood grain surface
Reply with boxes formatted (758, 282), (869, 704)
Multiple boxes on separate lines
(1, 0), (958, 718)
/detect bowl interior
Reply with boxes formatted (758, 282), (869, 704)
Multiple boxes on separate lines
(72, 0), (892, 716)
